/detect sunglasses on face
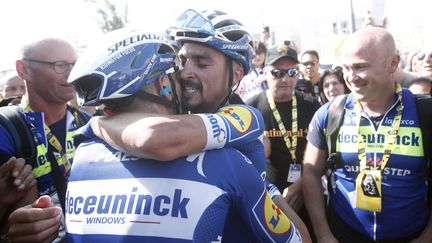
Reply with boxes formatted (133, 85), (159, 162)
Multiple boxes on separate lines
(270, 68), (299, 79)
(417, 51), (432, 61)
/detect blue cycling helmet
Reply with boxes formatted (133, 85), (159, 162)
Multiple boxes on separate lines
(68, 28), (180, 112)
(174, 9), (253, 74)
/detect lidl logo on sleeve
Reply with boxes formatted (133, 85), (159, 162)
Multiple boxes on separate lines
(263, 192), (291, 235)
(218, 106), (252, 134)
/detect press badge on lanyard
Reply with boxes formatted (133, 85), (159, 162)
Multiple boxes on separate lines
(267, 90), (300, 183)
(353, 84), (403, 212)
(287, 163), (301, 183)
(355, 170), (382, 212)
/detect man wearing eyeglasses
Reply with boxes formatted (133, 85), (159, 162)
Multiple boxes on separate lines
(246, 43), (321, 241)
(1, 37), (91, 242)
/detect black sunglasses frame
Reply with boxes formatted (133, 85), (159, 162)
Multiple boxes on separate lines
(270, 68), (299, 79)
(417, 51), (432, 61)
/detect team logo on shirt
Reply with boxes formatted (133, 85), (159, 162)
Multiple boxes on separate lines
(263, 191), (291, 234)
(218, 106), (252, 133)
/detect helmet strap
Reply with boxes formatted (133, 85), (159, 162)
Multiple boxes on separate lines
(215, 59), (234, 112)
(135, 72), (181, 114)
(166, 72), (182, 114)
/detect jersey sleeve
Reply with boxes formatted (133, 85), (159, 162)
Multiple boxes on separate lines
(306, 103), (330, 150)
(197, 104), (267, 175)
(229, 150), (302, 242)
(215, 104), (265, 148)
(0, 125), (16, 165)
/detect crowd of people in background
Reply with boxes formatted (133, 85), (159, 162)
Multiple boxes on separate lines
(0, 6), (431, 243)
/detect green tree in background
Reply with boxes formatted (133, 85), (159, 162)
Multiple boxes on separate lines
(86, 0), (128, 33)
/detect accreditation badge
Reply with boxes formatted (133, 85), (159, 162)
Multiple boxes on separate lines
(287, 163), (301, 183)
(355, 170), (382, 212)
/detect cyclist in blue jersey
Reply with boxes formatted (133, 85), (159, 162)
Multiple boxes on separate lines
(303, 26), (432, 242)
(88, 9), (302, 234)
(65, 27), (307, 242)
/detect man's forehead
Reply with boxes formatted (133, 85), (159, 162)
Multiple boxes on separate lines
(301, 53), (318, 61)
(179, 42), (223, 59)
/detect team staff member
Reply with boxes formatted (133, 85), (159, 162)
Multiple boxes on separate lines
(3, 37), (91, 242)
(66, 28), (305, 242)
(303, 26), (432, 242)
(246, 44), (321, 241)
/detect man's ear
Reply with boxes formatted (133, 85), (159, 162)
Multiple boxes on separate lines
(232, 61), (245, 87)
(389, 54), (400, 74)
(15, 60), (30, 82)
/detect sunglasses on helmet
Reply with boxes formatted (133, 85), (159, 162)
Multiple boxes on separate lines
(175, 9), (216, 37)
(270, 68), (299, 78)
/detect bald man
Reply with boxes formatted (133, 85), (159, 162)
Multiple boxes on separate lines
(0, 73), (26, 106)
(1, 38), (91, 242)
(303, 27), (432, 242)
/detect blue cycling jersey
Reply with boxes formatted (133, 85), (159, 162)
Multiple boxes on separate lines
(66, 125), (302, 242)
(307, 89), (429, 240)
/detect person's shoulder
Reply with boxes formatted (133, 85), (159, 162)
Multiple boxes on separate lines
(204, 148), (251, 168)
(68, 105), (93, 125)
(78, 109), (93, 120)
(245, 91), (265, 106)
(73, 122), (97, 147)
(296, 90), (317, 103)
(206, 146), (242, 157)
(216, 104), (265, 134)
(296, 91), (321, 110)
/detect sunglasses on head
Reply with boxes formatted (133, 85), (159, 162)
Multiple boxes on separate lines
(270, 68), (299, 78)
(175, 9), (215, 36)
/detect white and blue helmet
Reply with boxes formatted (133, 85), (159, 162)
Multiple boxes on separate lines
(68, 28), (179, 111)
(173, 9), (253, 74)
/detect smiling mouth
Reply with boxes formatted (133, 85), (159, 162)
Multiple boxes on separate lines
(182, 85), (199, 95)
(181, 80), (202, 96)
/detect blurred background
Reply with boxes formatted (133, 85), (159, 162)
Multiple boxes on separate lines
(1, 0), (431, 75)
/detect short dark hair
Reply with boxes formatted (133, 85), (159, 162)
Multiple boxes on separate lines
(253, 41), (267, 55)
(409, 77), (432, 95)
(319, 68), (349, 103)
(410, 77), (432, 86)
(301, 50), (319, 62)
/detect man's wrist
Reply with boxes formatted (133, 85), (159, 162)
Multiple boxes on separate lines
(194, 114), (227, 150)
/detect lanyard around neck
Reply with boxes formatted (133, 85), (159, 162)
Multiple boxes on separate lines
(267, 90), (298, 162)
(23, 104), (78, 173)
(355, 84), (403, 171)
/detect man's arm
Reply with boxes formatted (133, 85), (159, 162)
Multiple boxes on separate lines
(273, 194), (311, 242)
(302, 143), (338, 243)
(282, 179), (304, 212)
(91, 112), (206, 161)
(92, 104), (266, 161)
